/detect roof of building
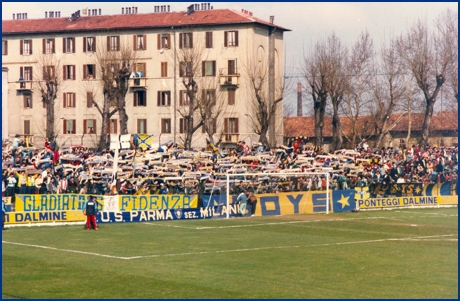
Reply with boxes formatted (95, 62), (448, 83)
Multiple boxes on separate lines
(2, 9), (290, 35)
(284, 111), (458, 138)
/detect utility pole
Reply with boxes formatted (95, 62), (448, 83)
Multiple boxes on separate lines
(268, 15), (276, 148)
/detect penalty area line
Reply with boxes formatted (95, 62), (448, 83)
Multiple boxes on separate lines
(3, 234), (457, 261)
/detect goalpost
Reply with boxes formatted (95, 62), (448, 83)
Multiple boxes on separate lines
(225, 171), (330, 218)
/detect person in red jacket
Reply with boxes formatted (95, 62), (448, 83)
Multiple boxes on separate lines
(82, 195), (100, 230)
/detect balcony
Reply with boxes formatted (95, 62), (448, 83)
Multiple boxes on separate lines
(129, 77), (147, 89)
(16, 81), (33, 91)
(219, 69), (239, 87)
(223, 133), (239, 142)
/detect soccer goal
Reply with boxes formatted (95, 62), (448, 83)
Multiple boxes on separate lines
(225, 171), (331, 218)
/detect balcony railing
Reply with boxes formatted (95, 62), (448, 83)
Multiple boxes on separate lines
(129, 77), (147, 88)
(219, 68), (239, 86)
(223, 133), (239, 142)
(16, 81), (33, 91)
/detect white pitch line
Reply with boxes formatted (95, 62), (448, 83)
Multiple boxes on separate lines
(2, 241), (130, 260)
(3, 234), (457, 260)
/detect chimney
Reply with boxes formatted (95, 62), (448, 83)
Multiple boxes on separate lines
(187, 4), (195, 15)
(121, 7), (124, 14)
(297, 83), (303, 116)
(12, 13), (15, 20)
(57, 11), (61, 17)
(249, 12), (253, 17)
(99, 9), (101, 15)
(269, 15), (274, 24)
(25, 13), (27, 19)
(167, 5), (170, 12)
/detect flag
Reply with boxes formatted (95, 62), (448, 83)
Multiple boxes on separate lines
(134, 134), (154, 150)
(332, 190), (356, 212)
(354, 186), (370, 202)
(206, 138), (220, 158)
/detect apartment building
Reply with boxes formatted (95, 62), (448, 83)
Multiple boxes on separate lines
(2, 4), (289, 149)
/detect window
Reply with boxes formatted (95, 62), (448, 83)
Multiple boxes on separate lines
(202, 61), (216, 76)
(63, 65), (76, 80)
(83, 119), (96, 134)
(179, 62), (192, 77)
(63, 37), (75, 53)
(107, 36), (120, 51)
(179, 90), (190, 106)
(179, 32), (193, 49)
(161, 119), (171, 134)
(2, 40), (7, 55)
(23, 94), (32, 108)
(109, 119), (118, 134)
(202, 89), (216, 106)
(179, 117), (191, 134)
(228, 89), (236, 105)
(137, 119), (147, 134)
(24, 120), (31, 135)
(43, 66), (55, 81)
(43, 38), (55, 54)
(20, 66), (33, 81)
(224, 118), (239, 134)
(202, 118), (217, 134)
(205, 32), (213, 48)
(157, 33), (170, 49)
(133, 34), (146, 50)
(134, 91), (147, 106)
(134, 63), (146, 77)
(157, 91), (171, 106)
(228, 60), (236, 75)
(83, 37), (96, 52)
(86, 92), (93, 108)
(83, 64), (96, 79)
(20, 39), (32, 55)
(161, 62), (168, 77)
(63, 119), (76, 134)
(63, 92), (76, 108)
(224, 31), (238, 47)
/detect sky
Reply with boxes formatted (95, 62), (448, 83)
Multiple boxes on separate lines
(2, 2), (457, 111)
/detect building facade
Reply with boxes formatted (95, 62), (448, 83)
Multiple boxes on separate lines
(2, 4), (289, 149)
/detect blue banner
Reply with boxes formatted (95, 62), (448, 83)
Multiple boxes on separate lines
(332, 190), (356, 212)
(97, 204), (240, 223)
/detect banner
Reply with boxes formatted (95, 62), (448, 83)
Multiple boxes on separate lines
(118, 195), (198, 211)
(369, 183), (424, 197)
(5, 210), (86, 224)
(97, 205), (240, 223)
(424, 182), (457, 196)
(332, 190), (356, 212)
(14, 194), (102, 212)
(204, 192), (330, 216)
(357, 196), (446, 209)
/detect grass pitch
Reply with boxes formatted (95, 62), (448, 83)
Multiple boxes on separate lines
(2, 207), (458, 298)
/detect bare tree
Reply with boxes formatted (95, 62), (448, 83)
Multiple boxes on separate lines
(90, 36), (137, 149)
(342, 31), (375, 147)
(243, 55), (286, 148)
(437, 9), (458, 110)
(175, 35), (228, 149)
(370, 38), (407, 148)
(326, 33), (349, 151)
(396, 13), (454, 145)
(303, 38), (331, 148)
(34, 53), (63, 142)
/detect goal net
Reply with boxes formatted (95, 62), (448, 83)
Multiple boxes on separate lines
(222, 171), (331, 218)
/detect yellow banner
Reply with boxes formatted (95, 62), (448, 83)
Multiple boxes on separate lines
(14, 194), (99, 212)
(437, 196), (458, 205)
(5, 211), (86, 224)
(119, 195), (198, 211)
(254, 191), (329, 215)
(357, 196), (450, 209)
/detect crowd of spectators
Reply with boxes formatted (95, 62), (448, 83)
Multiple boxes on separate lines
(2, 135), (458, 203)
